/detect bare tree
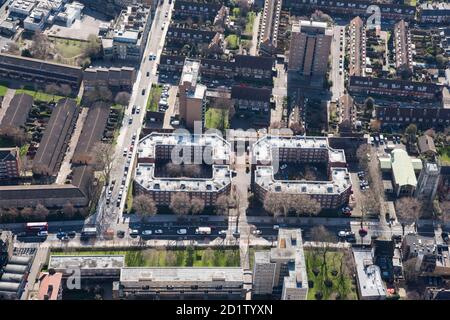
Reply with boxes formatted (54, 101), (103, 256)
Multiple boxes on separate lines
(183, 164), (201, 178)
(263, 193), (290, 217)
(30, 31), (52, 60)
(292, 194), (322, 216)
(83, 34), (101, 58)
(403, 257), (420, 285)
(20, 207), (34, 219)
(396, 197), (423, 234)
(91, 142), (115, 185)
(62, 202), (76, 219)
(34, 204), (49, 220)
(215, 194), (230, 216)
(361, 189), (380, 216)
(190, 197), (205, 215)
(133, 194), (157, 221)
(356, 144), (369, 172)
(45, 83), (60, 102)
(6, 42), (20, 55)
(97, 86), (113, 102)
(170, 192), (191, 216)
(114, 92), (131, 107)
(59, 84), (72, 97)
(310, 225), (336, 275)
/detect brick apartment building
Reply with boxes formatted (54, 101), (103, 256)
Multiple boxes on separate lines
(348, 16), (366, 77)
(393, 20), (413, 71)
(173, 0), (222, 20)
(0, 148), (20, 180)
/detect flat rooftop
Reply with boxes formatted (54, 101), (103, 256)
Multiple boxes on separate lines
(181, 59), (200, 87)
(353, 248), (386, 299)
(48, 255), (125, 270)
(252, 135), (347, 164)
(135, 164), (232, 192)
(137, 132), (231, 163)
(120, 267), (244, 283)
(255, 166), (351, 195)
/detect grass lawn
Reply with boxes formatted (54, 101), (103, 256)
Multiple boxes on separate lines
(438, 146), (450, 165)
(226, 34), (240, 50)
(0, 85), (8, 97)
(15, 89), (65, 103)
(19, 144), (29, 157)
(245, 11), (256, 34)
(305, 250), (357, 300)
(126, 180), (133, 214)
(205, 108), (228, 130)
(51, 248), (241, 267)
(52, 38), (86, 58)
(146, 84), (162, 111)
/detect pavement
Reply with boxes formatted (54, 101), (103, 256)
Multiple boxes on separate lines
(55, 107), (89, 184)
(249, 12), (261, 56)
(271, 63), (287, 126)
(330, 24), (345, 101)
(0, 88), (15, 124)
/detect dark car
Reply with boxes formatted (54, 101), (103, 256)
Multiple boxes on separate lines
(56, 231), (68, 240)
(117, 230), (125, 238)
(68, 231), (77, 238)
(392, 234), (402, 243)
(442, 232), (449, 242)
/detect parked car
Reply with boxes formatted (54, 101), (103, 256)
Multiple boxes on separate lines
(56, 231), (67, 240)
(37, 230), (48, 237)
(130, 229), (139, 237)
(177, 229), (187, 235)
(442, 231), (449, 242)
(141, 230), (152, 236)
(67, 231), (76, 238)
(154, 229), (163, 234)
(117, 230), (125, 238)
(273, 225), (280, 230)
(252, 230), (262, 236)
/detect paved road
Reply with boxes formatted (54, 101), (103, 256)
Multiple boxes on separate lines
(94, 0), (174, 233)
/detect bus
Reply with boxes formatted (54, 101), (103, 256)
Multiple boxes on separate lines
(25, 222), (48, 233)
(195, 227), (211, 235)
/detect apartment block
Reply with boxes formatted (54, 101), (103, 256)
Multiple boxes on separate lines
(419, 2), (450, 24)
(348, 76), (442, 100)
(231, 85), (272, 126)
(253, 228), (308, 300)
(288, 20), (332, 79)
(104, 4), (152, 61)
(284, 0), (416, 21)
(258, 0), (282, 56)
(0, 53), (83, 89)
(134, 133), (232, 207)
(82, 66), (136, 92)
(393, 20), (413, 71)
(0, 148), (21, 180)
(415, 162), (440, 201)
(252, 135), (351, 210)
(348, 16), (366, 77)
(178, 59), (207, 130)
(113, 267), (245, 300)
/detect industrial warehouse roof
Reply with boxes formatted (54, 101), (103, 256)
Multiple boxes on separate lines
(391, 149), (418, 188)
(0, 93), (33, 129)
(33, 98), (78, 176)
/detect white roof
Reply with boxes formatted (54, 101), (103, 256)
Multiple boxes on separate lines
(391, 149), (417, 188)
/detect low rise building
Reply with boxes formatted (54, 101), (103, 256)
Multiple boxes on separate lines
(379, 149), (421, 197)
(82, 66), (136, 92)
(393, 20), (413, 71)
(253, 228), (308, 300)
(48, 255), (125, 279)
(258, 0), (282, 56)
(231, 85), (272, 126)
(0, 148), (21, 180)
(353, 248), (387, 300)
(417, 135), (437, 156)
(348, 17), (366, 77)
(419, 2), (450, 24)
(113, 267), (245, 300)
